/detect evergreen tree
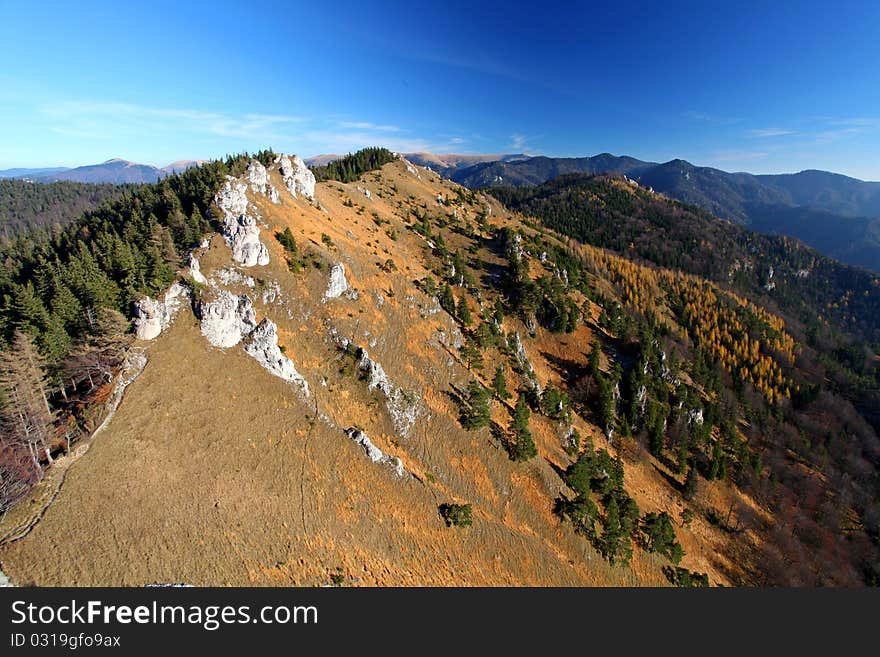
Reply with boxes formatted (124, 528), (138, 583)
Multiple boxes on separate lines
(456, 294), (472, 326)
(509, 393), (537, 461)
(440, 284), (456, 315)
(491, 367), (511, 400)
(462, 380), (491, 430)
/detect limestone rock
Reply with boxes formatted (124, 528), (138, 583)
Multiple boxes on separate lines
(275, 154), (316, 200)
(188, 254), (207, 285)
(346, 428), (405, 477)
(323, 263), (349, 300)
(244, 160), (280, 203)
(215, 177), (270, 267)
(134, 282), (187, 340)
(244, 318), (309, 395)
(355, 346), (420, 437)
(200, 290), (256, 348)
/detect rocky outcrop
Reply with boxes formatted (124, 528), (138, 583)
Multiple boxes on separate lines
(214, 268), (255, 289)
(188, 254), (207, 285)
(215, 177), (270, 267)
(512, 332), (542, 394)
(355, 346), (420, 437)
(244, 319), (309, 395)
(323, 263), (349, 300)
(199, 291), (257, 348)
(345, 428), (405, 477)
(244, 160), (279, 203)
(134, 282), (188, 340)
(275, 154), (315, 200)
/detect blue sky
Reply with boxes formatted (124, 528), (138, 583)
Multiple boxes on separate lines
(2, 0), (879, 179)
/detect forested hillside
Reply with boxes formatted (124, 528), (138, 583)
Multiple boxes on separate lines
(0, 179), (131, 242)
(488, 174), (880, 583)
(0, 151), (267, 512)
(1, 151), (878, 587)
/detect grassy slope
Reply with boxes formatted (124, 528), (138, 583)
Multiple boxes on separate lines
(0, 160), (800, 586)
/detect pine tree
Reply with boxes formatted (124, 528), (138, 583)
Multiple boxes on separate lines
(462, 380), (491, 430)
(440, 284), (455, 315)
(460, 336), (483, 371)
(509, 393), (537, 461)
(513, 392), (531, 432)
(601, 496), (622, 564)
(491, 367), (511, 400)
(588, 339), (601, 378)
(456, 294), (472, 326)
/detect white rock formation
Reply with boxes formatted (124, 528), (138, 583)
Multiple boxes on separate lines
(244, 318), (309, 395)
(275, 154), (316, 200)
(188, 254), (207, 285)
(215, 177), (270, 267)
(346, 428), (405, 477)
(512, 332), (542, 393)
(214, 268), (256, 288)
(199, 291), (256, 348)
(688, 408), (704, 426)
(133, 282), (188, 340)
(244, 160), (279, 203)
(323, 263), (349, 300)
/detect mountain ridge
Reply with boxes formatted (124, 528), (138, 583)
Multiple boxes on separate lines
(445, 154), (880, 273)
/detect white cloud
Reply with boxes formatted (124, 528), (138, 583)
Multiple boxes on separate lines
(338, 121), (400, 132)
(748, 128), (794, 138)
(39, 100), (306, 142)
(510, 134), (528, 150)
(683, 111), (741, 125)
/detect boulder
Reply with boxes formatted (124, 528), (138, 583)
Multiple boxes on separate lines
(275, 154), (316, 200)
(133, 282), (187, 340)
(323, 263), (349, 300)
(244, 318), (309, 394)
(199, 291), (257, 348)
(188, 254), (207, 285)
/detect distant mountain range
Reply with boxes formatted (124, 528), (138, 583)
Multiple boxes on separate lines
(0, 158), (204, 184)
(304, 152), (531, 172)
(434, 153), (880, 273)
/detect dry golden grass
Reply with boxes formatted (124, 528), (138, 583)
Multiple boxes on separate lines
(0, 159), (759, 587)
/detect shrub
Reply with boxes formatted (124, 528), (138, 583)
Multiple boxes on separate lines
(439, 503), (473, 528)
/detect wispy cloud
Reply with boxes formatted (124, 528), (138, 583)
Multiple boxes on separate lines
(683, 111), (741, 125)
(510, 134), (528, 151)
(826, 117), (880, 128)
(748, 128), (794, 138)
(39, 100), (306, 141)
(31, 96), (464, 157)
(338, 121), (400, 132)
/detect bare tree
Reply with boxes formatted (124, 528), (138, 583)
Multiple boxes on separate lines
(62, 308), (131, 393)
(0, 330), (57, 469)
